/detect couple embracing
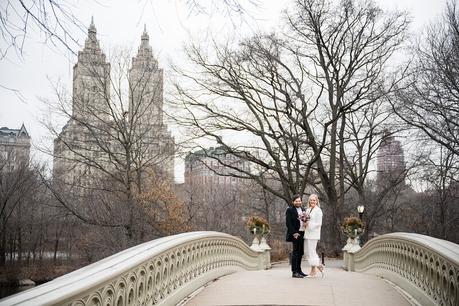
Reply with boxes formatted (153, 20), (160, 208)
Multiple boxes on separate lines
(285, 194), (324, 278)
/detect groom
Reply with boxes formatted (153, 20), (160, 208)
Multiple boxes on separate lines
(286, 194), (306, 278)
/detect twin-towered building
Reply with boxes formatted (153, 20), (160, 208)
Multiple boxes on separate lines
(52, 20), (174, 192)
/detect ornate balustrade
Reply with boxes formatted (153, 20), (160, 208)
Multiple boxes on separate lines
(345, 232), (459, 306)
(0, 231), (270, 306)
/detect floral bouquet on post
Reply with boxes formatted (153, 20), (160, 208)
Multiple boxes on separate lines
(341, 216), (365, 239)
(246, 216), (271, 236)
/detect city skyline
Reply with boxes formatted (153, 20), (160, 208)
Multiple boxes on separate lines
(0, 0), (446, 183)
(0, 2), (457, 302)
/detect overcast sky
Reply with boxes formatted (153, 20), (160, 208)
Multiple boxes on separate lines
(0, 0), (447, 182)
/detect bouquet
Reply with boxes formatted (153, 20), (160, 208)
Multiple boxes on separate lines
(246, 216), (271, 235)
(341, 216), (365, 239)
(300, 211), (311, 223)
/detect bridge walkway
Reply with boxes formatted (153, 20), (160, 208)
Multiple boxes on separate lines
(182, 260), (415, 306)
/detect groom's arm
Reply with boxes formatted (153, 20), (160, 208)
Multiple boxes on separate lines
(286, 208), (299, 238)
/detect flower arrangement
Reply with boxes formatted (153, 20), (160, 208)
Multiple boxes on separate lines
(341, 215), (365, 239)
(246, 216), (271, 236)
(300, 211), (311, 223)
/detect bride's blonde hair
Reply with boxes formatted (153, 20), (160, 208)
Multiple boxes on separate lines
(308, 194), (320, 207)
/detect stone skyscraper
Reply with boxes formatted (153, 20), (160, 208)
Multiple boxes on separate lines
(129, 26), (164, 127)
(376, 134), (405, 186)
(53, 21), (174, 193)
(71, 18), (111, 122)
(128, 26), (174, 179)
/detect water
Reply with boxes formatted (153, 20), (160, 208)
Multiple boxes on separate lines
(0, 284), (35, 300)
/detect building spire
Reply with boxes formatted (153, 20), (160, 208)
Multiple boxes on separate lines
(141, 24), (150, 48)
(84, 16), (100, 51)
(129, 25), (158, 71)
(88, 16), (96, 35)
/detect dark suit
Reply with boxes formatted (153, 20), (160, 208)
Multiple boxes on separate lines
(286, 205), (304, 274)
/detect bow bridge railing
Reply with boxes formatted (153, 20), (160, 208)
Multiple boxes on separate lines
(0, 231), (270, 306)
(344, 232), (459, 306)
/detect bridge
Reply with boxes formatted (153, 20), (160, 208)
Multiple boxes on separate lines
(0, 231), (457, 306)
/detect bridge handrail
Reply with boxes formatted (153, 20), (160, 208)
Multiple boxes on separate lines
(348, 232), (459, 306)
(0, 231), (269, 306)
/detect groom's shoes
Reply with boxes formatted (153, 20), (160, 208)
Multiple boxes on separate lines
(299, 271), (308, 277)
(292, 272), (304, 278)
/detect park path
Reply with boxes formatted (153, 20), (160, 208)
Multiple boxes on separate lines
(182, 260), (414, 306)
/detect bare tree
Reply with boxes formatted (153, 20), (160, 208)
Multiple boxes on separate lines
(338, 98), (412, 242)
(0, 157), (73, 269)
(394, 0), (459, 156)
(385, 0), (459, 244)
(0, 0), (86, 59)
(0, 0), (259, 58)
(178, 149), (251, 236)
(178, 157), (286, 243)
(0, 156), (36, 265)
(182, 180), (242, 232)
(171, 0), (409, 251)
(177, 0), (259, 18)
(0, 162), (23, 264)
(419, 146), (459, 241)
(42, 27), (177, 250)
